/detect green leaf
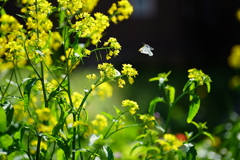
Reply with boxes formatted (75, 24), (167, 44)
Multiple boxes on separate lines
(130, 142), (143, 155)
(166, 85), (175, 103)
(101, 112), (114, 120)
(52, 99), (68, 135)
(203, 131), (215, 144)
(113, 106), (121, 115)
(187, 95), (200, 123)
(0, 107), (7, 133)
(23, 77), (38, 111)
(1, 101), (14, 126)
(149, 77), (160, 82)
(184, 143), (197, 160)
(205, 82), (211, 93)
(103, 146), (114, 160)
(0, 134), (13, 149)
(183, 80), (193, 92)
(148, 97), (166, 117)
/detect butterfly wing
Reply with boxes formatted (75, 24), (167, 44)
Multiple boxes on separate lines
(139, 44), (154, 56)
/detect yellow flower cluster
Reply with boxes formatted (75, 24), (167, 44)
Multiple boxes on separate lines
(98, 63), (119, 81)
(0, 14), (26, 69)
(82, 0), (99, 13)
(122, 99), (139, 115)
(103, 37), (121, 60)
(121, 64), (138, 84)
(72, 120), (96, 138)
(97, 82), (113, 100)
(188, 68), (211, 85)
(73, 12), (110, 44)
(91, 114), (108, 131)
(86, 73), (97, 80)
(228, 45), (240, 69)
(58, 0), (85, 15)
(108, 0), (134, 24)
(139, 114), (155, 129)
(71, 92), (84, 108)
(158, 134), (183, 151)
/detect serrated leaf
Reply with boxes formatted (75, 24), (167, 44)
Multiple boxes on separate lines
(0, 107), (7, 133)
(148, 97), (166, 117)
(187, 95), (200, 123)
(23, 77), (38, 111)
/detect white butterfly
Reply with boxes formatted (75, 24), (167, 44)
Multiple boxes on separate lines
(139, 43), (154, 56)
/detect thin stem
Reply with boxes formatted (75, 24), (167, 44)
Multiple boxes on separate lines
(0, 67), (14, 101)
(36, 135), (42, 160)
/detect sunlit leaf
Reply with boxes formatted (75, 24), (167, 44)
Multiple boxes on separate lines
(203, 131), (215, 144)
(0, 107), (7, 133)
(205, 82), (211, 93)
(187, 95), (200, 123)
(166, 85), (175, 103)
(0, 134), (13, 149)
(183, 80), (193, 92)
(1, 101), (14, 127)
(101, 112), (114, 120)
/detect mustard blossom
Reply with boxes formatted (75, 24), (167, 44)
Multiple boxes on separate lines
(122, 99), (139, 115)
(103, 37), (121, 60)
(91, 114), (108, 130)
(121, 64), (138, 84)
(139, 114), (155, 129)
(157, 134), (183, 151)
(108, 0), (134, 24)
(188, 68), (211, 85)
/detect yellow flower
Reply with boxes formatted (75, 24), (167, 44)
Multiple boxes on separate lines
(158, 134), (183, 151)
(188, 68), (211, 85)
(103, 37), (121, 60)
(122, 99), (139, 115)
(86, 74), (97, 80)
(82, 0), (100, 13)
(91, 114), (108, 130)
(71, 92), (84, 108)
(108, 0), (134, 24)
(121, 64), (138, 84)
(97, 82), (113, 100)
(228, 45), (240, 69)
(35, 108), (51, 121)
(139, 114), (155, 129)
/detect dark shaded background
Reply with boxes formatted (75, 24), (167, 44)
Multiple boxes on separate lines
(94, 0), (240, 133)
(4, 0), (240, 133)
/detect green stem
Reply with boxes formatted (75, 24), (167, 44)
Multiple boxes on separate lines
(164, 89), (188, 133)
(0, 67), (14, 101)
(103, 111), (128, 139)
(40, 61), (48, 108)
(36, 135), (42, 160)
